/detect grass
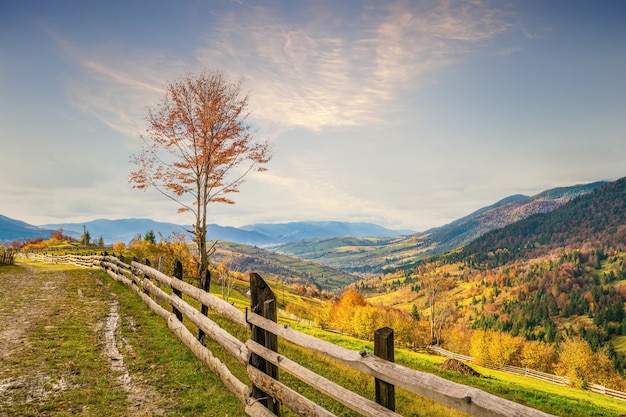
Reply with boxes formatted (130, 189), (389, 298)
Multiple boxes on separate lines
(612, 335), (626, 354)
(0, 262), (244, 416)
(1, 263), (128, 416)
(7, 260), (626, 417)
(285, 321), (626, 417)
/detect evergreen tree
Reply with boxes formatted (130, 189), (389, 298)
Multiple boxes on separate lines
(144, 230), (156, 244)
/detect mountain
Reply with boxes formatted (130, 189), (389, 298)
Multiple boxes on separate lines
(241, 221), (414, 242)
(425, 180), (608, 254)
(37, 219), (410, 246)
(40, 219), (272, 245)
(275, 181), (609, 273)
(0, 215), (54, 242)
(452, 177), (626, 266)
(357, 177), (626, 368)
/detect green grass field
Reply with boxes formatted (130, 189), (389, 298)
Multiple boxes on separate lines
(5, 260), (626, 416)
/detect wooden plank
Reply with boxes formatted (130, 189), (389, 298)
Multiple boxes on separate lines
(246, 340), (402, 417)
(140, 277), (249, 365)
(246, 313), (556, 417)
(245, 400), (278, 417)
(172, 260), (183, 322)
(131, 261), (247, 327)
(247, 366), (337, 417)
(198, 269), (211, 345)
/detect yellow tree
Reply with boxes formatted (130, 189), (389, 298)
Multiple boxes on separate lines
(351, 305), (380, 339)
(520, 341), (557, 373)
(330, 287), (367, 333)
(555, 337), (620, 389)
(130, 70), (271, 278)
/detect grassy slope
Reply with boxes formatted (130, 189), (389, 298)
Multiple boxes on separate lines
(189, 272), (626, 416)
(0, 262), (244, 416)
(5, 261), (625, 416)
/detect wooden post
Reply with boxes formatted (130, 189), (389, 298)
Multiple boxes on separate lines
(143, 258), (151, 295)
(172, 260), (183, 322)
(248, 272), (280, 416)
(374, 327), (395, 411)
(198, 269), (211, 345)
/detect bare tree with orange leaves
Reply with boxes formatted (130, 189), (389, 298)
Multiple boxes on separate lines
(130, 70), (271, 278)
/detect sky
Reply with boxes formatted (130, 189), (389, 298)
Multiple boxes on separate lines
(1, 0), (625, 233)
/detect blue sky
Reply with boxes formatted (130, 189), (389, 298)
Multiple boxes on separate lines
(1, 0), (624, 232)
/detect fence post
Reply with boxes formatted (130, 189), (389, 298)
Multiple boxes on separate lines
(248, 272), (280, 416)
(198, 269), (211, 345)
(374, 327), (395, 411)
(143, 258), (151, 296)
(172, 260), (183, 322)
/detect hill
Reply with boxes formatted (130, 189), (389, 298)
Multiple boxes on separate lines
(241, 221), (414, 242)
(356, 177), (626, 376)
(274, 181), (608, 274)
(210, 241), (360, 292)
(0, 215), (54, 242)
(453, 177), (626, 266)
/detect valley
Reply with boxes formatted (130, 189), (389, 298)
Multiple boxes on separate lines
(4, 177), (626, 398)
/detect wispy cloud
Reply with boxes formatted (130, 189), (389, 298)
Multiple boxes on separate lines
(197, 0), (512, 130)
(51, 32), (188, 138)
(56, 0), (513, 135)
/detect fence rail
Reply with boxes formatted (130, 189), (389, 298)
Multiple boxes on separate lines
(27, 253), (560, 416)
(427, 345), (626, 400)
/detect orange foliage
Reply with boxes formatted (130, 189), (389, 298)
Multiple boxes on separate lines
(129, 70), (271, 278)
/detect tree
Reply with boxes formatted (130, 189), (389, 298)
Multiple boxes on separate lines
(418, 262), (452, 344)
(144, 230), (156, 244)
(330, 287), (367, 333)
(554, 337), (621, 389)
(520, 340), (557, 373)
(130, 70), (271, 278)
(80, 227), (91, 246)
(218, 260), (236, 303)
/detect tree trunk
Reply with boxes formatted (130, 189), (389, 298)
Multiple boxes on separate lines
(196, 224), (208, 279)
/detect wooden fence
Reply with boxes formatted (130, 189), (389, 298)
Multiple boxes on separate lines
(0, 248), (15, 266)
(27, 253), (557, 417)
(428, 345), (626, 401)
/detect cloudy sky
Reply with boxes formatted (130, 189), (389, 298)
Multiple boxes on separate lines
(1, 0), (624, 232)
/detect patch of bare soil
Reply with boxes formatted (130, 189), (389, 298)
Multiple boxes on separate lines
(439, 359), (481, 377)
(101, 286), (167, 415)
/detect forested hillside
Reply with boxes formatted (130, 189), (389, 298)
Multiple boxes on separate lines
(454, 177), (626, 267)
(355, 177), (626, 389)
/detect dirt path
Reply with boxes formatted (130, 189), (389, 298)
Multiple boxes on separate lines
(100, 284), (165, 414)
(0, 262), (167, 416)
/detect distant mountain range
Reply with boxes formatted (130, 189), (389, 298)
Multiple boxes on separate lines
(275, 180), (609, 273)
(0, 180), (610, 261)
(0, 215), (55, 242)
(0, 216), (413, 246)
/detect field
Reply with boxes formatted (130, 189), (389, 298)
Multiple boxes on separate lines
(2, 260), (626, 416)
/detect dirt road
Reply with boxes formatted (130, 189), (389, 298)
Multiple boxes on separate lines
(0, 262), (168, 416)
